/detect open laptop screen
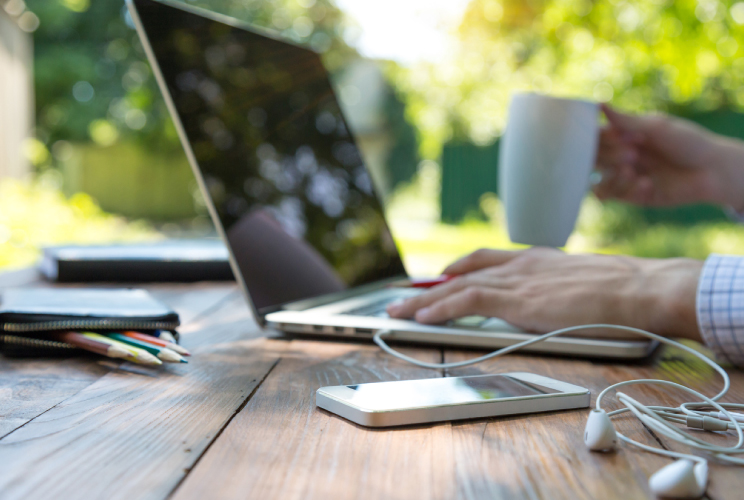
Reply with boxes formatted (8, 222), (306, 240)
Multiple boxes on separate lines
(132, 0), (407, 313)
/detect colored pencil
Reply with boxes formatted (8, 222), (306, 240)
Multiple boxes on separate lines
(81, 332), (162, 366)
(52, 331), (134, 360)
(123, 331), (190, 356)
(108, 333), (186, 363)
(154, 330), (177, 343)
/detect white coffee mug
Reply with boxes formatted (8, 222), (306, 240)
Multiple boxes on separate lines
(499, 93), (599, 247)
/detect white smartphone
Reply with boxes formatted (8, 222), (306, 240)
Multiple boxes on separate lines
(316, 372), (590, 427)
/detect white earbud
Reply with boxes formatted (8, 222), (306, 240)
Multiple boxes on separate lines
(648, 459), (707, 499)
(584, 408), (617, 451)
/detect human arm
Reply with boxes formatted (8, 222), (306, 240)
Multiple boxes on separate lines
(388, 248), (744, 366)
(387, 248), (703, 341)
(595, 105), (744, 211)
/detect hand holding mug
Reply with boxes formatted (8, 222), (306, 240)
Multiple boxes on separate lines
(594, 105), (744, 211)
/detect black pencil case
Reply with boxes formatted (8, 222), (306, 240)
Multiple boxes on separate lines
(0, 288), (180, 357)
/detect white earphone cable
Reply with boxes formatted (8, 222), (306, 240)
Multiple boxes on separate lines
(373, 324), (744, 467)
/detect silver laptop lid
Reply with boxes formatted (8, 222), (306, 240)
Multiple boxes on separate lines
(128, 0), (407, 323)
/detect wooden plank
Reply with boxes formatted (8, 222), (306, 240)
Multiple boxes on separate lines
(175, 289), (262, 349)
(6, 267), (739, 500)
(0, 283), (241, 448)
(440, 351), (662, 499)
(0, 357), (110, 439)
(0, 311), (277, 500)
(146, 283), (239, 326)
(0, 269), (107, 438)
(443, 346), (744, 500)
(171, 340), (454, 500)
(621, 345), (744, 500)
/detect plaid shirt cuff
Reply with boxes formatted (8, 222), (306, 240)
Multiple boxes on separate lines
(697, 254), (744, 367)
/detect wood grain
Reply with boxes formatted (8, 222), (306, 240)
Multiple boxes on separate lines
(445, 346), (744, 500)
(0, 327), (277, 500)
(443, 351), (669, 499)
(0, 278), (267, 500)
(0, 356), (111, 438)
(171, 340), (454, 500)
(3, 270), (744, 500)
(625, 344), (744, 500)
(0, 281), (239, 439)
(147, 283), (239, 326)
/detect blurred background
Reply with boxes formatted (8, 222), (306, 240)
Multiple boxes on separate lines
(2, 0), (744, 275)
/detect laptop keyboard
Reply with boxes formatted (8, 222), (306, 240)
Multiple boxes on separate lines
(340, 294), (490, 328)
(341, 297), (401, 318)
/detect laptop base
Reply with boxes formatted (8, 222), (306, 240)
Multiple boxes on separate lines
(269, 319), (659, 360)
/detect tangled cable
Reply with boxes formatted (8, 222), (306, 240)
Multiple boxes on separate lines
(373, 324), (744, 498)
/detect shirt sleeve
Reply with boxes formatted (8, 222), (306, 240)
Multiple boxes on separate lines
(696, 254), (744, 367)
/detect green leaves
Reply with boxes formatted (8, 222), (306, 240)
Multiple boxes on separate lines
(394, 0), (744, 159)
(30, 0), (355, 169)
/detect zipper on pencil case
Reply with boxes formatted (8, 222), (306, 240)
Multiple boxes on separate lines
(0, 334), (78, 350)
(1, 320), (179, 333)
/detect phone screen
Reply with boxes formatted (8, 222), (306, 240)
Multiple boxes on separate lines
(344, 375), (562, 411)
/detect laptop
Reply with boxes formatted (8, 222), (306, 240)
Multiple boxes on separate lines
(127, 0), (656, 359)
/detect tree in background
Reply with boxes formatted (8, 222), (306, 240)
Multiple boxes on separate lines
(29, 0), (356, 169)
(393, 0), (744, 159)
(27, 0), (419, 211)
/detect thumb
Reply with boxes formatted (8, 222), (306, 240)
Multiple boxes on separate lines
(601, 104), (645, 138)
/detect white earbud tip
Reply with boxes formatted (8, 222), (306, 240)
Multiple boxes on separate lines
(584, 409), (617, 452)
(693, 461), (708, 493)
(649, 460), (707, 499)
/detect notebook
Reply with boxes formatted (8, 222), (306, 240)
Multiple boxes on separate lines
(39, 240), (234, 282)
(0, 288), (180, 356)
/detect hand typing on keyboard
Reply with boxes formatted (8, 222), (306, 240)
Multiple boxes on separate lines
(386, 247), (702, 341)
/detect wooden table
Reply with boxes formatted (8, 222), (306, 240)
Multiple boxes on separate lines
(1, 269), (743, 500)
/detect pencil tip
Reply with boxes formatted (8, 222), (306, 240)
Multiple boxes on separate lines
(180, 359), (188, 363)
(109, 345), (134, 359)
(159, 332), (177, 343)
(169, 345), (190, 356)
(138, 351), (162, 365)
(159, 349), (184, 363)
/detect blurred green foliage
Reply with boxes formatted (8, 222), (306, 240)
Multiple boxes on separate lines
(0, 176), (158, 270)
(381, 0), (744, 274)
(380, 72), (421, 190)
(65, 142), (199, 219)
(32, 1), (170, 154)
(14, 0), (744, 274)
(29, 0), (357, 169)
(388, 177), (744, 277)
(392, 0), (744, 159)
(438, 108), (744, 224)
(27, 0), (419, 214)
